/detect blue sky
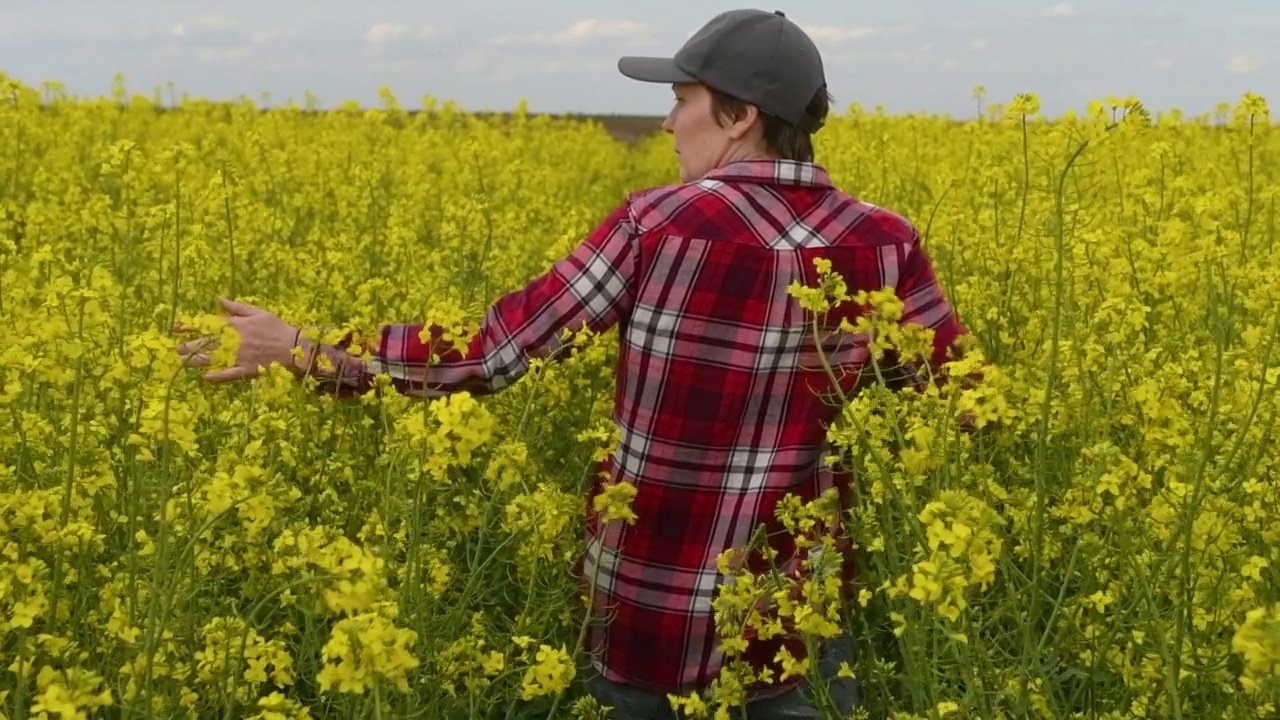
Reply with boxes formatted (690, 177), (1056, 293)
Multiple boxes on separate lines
(0, 0), (1275, 118)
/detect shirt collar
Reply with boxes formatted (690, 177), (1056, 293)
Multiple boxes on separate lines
(700, 159), (834, 189)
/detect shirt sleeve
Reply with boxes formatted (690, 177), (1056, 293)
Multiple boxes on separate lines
(299, 201), (639, 398)
(895, 234), (968, 373)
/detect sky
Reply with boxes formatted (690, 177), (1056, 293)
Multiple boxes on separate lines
(1, 0), (1277, 119)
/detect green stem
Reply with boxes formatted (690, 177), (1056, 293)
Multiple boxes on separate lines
(1021, 128), (1099, 709)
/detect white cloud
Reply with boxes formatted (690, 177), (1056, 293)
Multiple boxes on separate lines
(800, 24), (916, 45)
(195, 46), (251, 62)
(552, 19), (648, 45)
(1151, 57), (1174, 71)
(171, 15), (239, 37)
(827, 45), (957, 72)
(159, 13), (285, 63)
(192, 15), (236, 31)
(488, 18), (654, 47)
(363, 23), (408, 44)
(1226, 55), (1260, 75)
(360, 22), (453, 64)
(968, 37), (989, 50)
(419, 24), (454, 41)
(248, 29), (300, 45)
(1035, 4), (1185, 25)
(453, 49), (488, 76)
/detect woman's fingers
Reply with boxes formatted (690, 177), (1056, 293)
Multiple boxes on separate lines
(218, 297), (260, 316)
(177, 336), (220, 354)
(204, 366), (260, 383)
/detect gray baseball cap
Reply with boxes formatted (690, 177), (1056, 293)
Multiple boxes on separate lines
(618, 9), (827, 133)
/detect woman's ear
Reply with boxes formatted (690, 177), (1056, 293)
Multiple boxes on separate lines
(726, 103), (762, 141)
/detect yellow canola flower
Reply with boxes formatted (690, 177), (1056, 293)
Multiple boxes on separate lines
(317, 603), (420, 695)
(29, 666), (114, 718)
(519, 644), (576, 701)
(592, 480), (639, 525)
(1233, 604), (1280, 694)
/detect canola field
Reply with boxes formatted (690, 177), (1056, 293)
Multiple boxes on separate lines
(0, 73), (1278, 719)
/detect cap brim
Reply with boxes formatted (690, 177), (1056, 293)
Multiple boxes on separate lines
(617, 56), (697, 84)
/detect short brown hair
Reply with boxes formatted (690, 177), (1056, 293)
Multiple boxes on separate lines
(708, 85), (832, 162)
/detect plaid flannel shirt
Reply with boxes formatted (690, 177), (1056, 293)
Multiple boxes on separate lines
(301, 159), (967, 698)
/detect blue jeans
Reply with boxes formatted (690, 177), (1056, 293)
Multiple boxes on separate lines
(584, 634), (861, 719)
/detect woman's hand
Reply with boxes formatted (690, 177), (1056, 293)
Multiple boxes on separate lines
(176, 297), (301, 383)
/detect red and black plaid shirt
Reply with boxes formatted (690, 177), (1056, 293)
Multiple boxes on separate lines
(304, 159), (967, 698)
